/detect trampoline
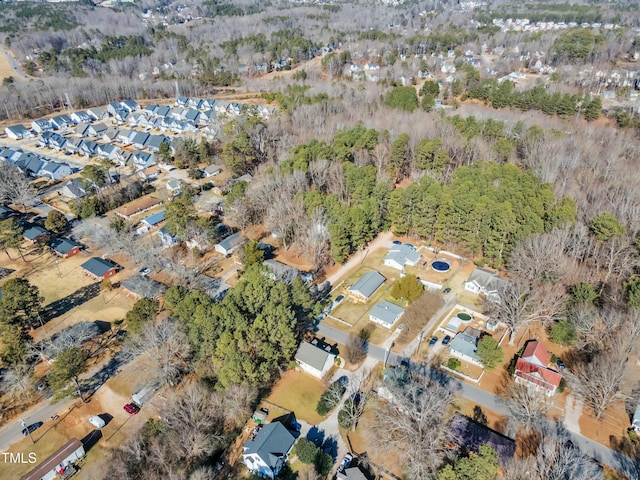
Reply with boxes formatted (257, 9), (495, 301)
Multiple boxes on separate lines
(431, 260), (451, 273)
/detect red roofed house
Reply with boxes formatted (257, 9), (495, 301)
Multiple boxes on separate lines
(514, 340), (562, 396)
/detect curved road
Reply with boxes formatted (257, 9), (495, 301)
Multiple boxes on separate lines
(1, 47), (28, 80)
(315, 321), (635, 473)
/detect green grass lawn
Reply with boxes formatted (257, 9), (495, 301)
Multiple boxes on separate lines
(267, 370), (327, 424)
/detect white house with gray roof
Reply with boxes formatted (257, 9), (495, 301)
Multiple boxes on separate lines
(295, 338), (337, 378)
(348, 271), (386, 302)
(464, 268), (509, 301)
(5, 124), (32, 139)
(215, 233), (244, 256)
(383, 244), (421, 270)
(242, 421), (296, 478)
(369, 300), (405, 328)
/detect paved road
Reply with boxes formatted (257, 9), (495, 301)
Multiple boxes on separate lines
(316, 321), (634, 472)
(1, 47), (28, 80)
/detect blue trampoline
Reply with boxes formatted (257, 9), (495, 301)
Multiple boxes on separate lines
(431, 260), (451, 273)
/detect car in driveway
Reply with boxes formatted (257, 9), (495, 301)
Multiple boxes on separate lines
(428, 336), (439, 347)
(89, 416), (106, 428)
(139, 267), (152, 277)
(123, 403), (140, 415)
(556, 358), (566, 369)
(442, 335), (451, 346)
(22, 422), (43, 436)
(404, 243), (415, 249)
(341, 453), (353, 468)
(392, 240), (402, 245)
(442, 287), (451, 294)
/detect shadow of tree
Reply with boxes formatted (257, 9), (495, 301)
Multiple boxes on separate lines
(42, 282), (101, 322)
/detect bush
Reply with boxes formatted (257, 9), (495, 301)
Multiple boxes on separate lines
(476, 335), (503, 370)
(557, 377), (567, 394)
(447, 358), (461, 371)
(294, 438), (317, 464)
(316, 380), (345, 416)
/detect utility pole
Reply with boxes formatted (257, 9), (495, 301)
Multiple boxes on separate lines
(20, 419), (35, 444)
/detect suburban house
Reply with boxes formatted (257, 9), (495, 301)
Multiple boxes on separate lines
(74, 122), (91, 137)
(114, 196), (162, 220)
(448, 327), (483, 366)
(31, 119), (53, 133)
(20, 438), (85, 480)
(337, 458), (368, 480)
(39, 161), (71, 180)
(138, 210), (165, 232)
(294, 338), (337, 378)
(215, 233), (244, 256)
(5, 124), (32, 139)
(87, 107), (108, 121)
(15, 154), (44, 176)
(369, 300), (405, 328)
(50, 114), (74, 131)
(49, 238), (83, 258)
(121, 99), (140, 112)
(464, 268), (509, 301)
(60, 178), (88, 199)
(514, 340), (563, 396)
(263, 259), (311, 284)
(166, 177), (182, 194)
(121, 275), (167, 300)
(447, 413), (516, 467)
(158, 226), (180, 247)
(383, 244), (421, 270)
(203, 164), (221, 177)
(22, 224), (50, 244)
(348, 271), (386, 302)
(80, 257), (119, 280)
(242, 421), (297, 478)
(88, 123), (108, 137)
(70, 111), (91, 124)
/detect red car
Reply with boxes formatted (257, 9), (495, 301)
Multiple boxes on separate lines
(123, 403), (140, 415)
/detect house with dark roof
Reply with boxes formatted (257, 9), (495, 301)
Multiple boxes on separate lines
(121, 99), (140, 112)
(132, 131), (150, 150)
(121, 275), (166, 299)
(80, 257), (119, 280)
(215, 233), (244, 256)
(447, 413), (516, 467)
(348, 271), (385, 302)
(144, 134), (170, 153)
(22, 224), (50, 243)
(15, 154), (44, 177)
(0, 205), (17, 220)
(50, 114), (74, 131)
(263, 259), (310, 284)
(369, 300), (405, 328)
(88, 123), (108, 138)
(514, 340), (563, 396)
(20, 438), (85, 480)
(295, 338), (337, 378)
(383, 244), (421, 270)
(49, 238), (83, 258)
(242, 421), (297, 478)
(464, 267), (509, 301)
(70, 111), (91, 124)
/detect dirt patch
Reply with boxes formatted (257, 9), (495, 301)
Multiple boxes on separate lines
(274, 245), (314, 272)
(454, 397), (508, 435)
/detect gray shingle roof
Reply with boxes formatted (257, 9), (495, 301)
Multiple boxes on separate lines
(349, 271), (385, 299)
(384, 244), (421, 267)
(466, 268), (508, 293)
(22, 224), (49, 241)
(121, 275), (167, 298)
(369, 300), (404, 327)
(295, 341), (335, 371)
(81, 257), (117, 278)
(49, 237), (82, 255)
(243, 422), (296, 469)
(218, 233), (244, 252)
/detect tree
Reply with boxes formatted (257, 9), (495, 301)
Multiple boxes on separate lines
(294, 438), (318, 464)
(127, 319), (191, 387)
(476, 335), (503, 370)
(345, 333), (366, 364)
(583, 95), (602, 121)
(125, 298), (160, 334)
(314, 451), (333, 477)
(421, 80), (440, 97)
(165, 194), (197, 240)
(0, 324), (31, 365)
(317, 379), (345, 415)
(368, 375), (454, 479)
(0, 162), (35, 211)
(548, 319), (577, 346)
(624, 276), (640, 308)
(240, 240), (264, 268)
(0, 362), (35, 404)
(338, 392), (370, 431)
(0, 219), (24, 260)
(385, 86), (419, 112)
(44, 210), (68, 234)
(390, 275), (423, 304)
(499, 380), (550, 431)
(81, 164), (107, 188)
(437, 444), (500, 480)
(47, 347), (89, 402)
(588, 212), (625, 242)
(109, 215), (127, 232)
(221, 131), (257, 176)
(0, 278), (44, 329)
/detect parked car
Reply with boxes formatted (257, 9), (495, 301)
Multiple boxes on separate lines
(89, 416), (106, 428)
(22, 422), (43, 436)
(404, 243), (415, 249)
(556, 358), (566, 369)
(123, 403), (140, 415)
(392, 240), (402, 245)
(442, 287), (451, 294)
(442, 335), (451, 346)
(139, 267), (152, 277)
(428, 336), (438, 347)
(341, 453), (353, 468)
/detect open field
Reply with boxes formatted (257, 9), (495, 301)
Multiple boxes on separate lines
(266, 370), (327, 425)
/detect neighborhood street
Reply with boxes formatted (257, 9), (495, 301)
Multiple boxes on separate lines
(316, 320), (632, 473)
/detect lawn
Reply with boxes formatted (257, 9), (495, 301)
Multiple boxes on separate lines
(266, 370), (326, 425)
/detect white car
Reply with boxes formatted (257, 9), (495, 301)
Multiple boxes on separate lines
(89, 416), (106, 429)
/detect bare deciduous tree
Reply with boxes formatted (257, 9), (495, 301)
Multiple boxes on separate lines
(0, 163), (36, 212)
(0, 362), (35, 404)
(345, 334), (366, 364)
(499, 379), (550, 433)
(368, 375), (454, 479)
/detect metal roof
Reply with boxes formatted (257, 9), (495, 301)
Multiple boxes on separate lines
(349, 271), (385, 298)
(369, 300), (404, 327)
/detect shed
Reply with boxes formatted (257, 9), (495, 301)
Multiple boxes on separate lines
(253, 409), (268, 424)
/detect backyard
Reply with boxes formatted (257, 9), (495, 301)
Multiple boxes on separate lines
(266, 370), (327, 425)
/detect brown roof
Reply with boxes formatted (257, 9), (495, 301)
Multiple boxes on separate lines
(521, 340), (551, 366)
(114, 195), (162, 219)
(21, 438), (84, 480)
(515, 358), (562, 390)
